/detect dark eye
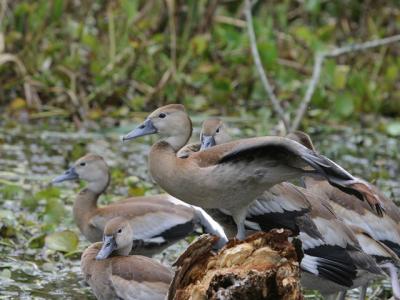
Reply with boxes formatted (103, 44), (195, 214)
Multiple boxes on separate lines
(158, 113), (166, 118)
(118, 229), (122, 233)
(216, 128), (220, 133)
(80, 162), (86, 167)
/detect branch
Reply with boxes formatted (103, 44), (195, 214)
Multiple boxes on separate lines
(291, 34), (400, 132)
(244, 0), (290, 132)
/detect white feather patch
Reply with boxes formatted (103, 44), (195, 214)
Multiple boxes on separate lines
(130, 212), (191, 240)
(299, 231), (325, 250)
(300, 254), (319, 275)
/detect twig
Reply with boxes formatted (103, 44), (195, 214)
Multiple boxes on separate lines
(244, 0), (290, 132)
(290, 53), (323, 132)
(214, 15), (246, 28)
(166, 0), (177, 76)
(290, 34), (400, 132)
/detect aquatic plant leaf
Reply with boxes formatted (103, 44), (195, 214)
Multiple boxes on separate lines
(0, 269), (11, 279)
(386, 122), (400, 137)
(45, 230), (79, 253)
(27, 234), (46, 249)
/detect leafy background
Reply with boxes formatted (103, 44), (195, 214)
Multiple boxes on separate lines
(1, 0), (399, 127)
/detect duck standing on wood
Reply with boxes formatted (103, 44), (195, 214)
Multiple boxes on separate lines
(81, 217), (172, 300)
(185, 118), (392, 299)
(52, 153), (228, 255)
(122, 104), (383, 240)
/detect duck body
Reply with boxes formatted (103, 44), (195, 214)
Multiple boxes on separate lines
(75, 191), (194, 254)
(122, 104), (382, 239)
(53, 154), (227, 255)
(81, 218), (172, 300)
(192, 119), (385, 295)
(81, 243), (172, 300)
(149, 138), (304, 211)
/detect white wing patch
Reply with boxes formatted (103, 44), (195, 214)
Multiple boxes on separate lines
(299, 231), (324, 250)
(130, 212), (191, 240)
(300, 254), (319, 275)
(192, 206), (228, 248)
(247, 190), (307, 217)
(355, 233), (394, 258)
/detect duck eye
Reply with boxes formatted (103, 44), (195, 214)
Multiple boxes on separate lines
(158, 113), (166, 118)
(80, 162), (86, 167)
(117, 229), (122, 233)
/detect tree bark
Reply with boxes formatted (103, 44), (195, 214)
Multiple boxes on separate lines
(168, 229), (303, 300)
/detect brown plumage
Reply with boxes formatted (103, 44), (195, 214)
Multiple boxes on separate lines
(81, 217), (172, 300)
(288, 131), (400, 257)
(52, 153), (228, 255)
(194, 119), (385, 295)
(122, 104), (383, 240)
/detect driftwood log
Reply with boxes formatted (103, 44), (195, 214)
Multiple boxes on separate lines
(168, 229), (303, 300)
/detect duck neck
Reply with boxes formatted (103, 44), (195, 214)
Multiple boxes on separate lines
(163, 134), (190, 152)
(73, 189), (100, 232)
(160, 114), (192, 152)
(115, 241), (132, 256)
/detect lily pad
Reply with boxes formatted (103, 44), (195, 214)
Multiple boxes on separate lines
(45, 230), (79, 253)
(386, 122), (400, 137)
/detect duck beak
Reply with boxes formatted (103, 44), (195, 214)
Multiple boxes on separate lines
(200, 135), (216, 150)
(52, 166), (79, 184)
(96, 236), (116, 260)
(122, 119), (157, 142)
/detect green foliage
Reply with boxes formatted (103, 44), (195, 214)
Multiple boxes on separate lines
(22, 187), (65, 229)
(45, 230), (79, 253)
(0, 0), (398, 123)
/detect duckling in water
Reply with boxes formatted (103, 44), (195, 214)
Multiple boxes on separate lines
(52, 153), (227, 255)
(81, 217), (172, 300)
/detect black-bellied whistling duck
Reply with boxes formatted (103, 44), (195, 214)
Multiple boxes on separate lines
(81, 217), (172, 300)
(52, 153), (228, 255)
(122, 104), (382, 240)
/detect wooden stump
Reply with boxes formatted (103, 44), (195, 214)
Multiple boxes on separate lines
(168, 229), (303, 300)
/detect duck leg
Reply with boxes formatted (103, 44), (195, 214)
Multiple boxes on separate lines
(233, 206), (249, 240)
(359, 283), (368, 300)
(381, 262), (400, 300)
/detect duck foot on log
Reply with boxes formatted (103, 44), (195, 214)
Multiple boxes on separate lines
(168, 229), (303, 300)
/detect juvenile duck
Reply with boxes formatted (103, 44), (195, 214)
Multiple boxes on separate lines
(122, 104), (382, 239)
(81, 217), (172, 300)
(52, 154), (227, 255)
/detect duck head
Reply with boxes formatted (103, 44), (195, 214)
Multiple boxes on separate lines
(200, 118), (231, 150)
(52, 154), (110, 194)
(96, 217), (133, 260)
(122, 104), (192, 151)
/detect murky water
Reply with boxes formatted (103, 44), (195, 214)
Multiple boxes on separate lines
(0, 117), (399, 299)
